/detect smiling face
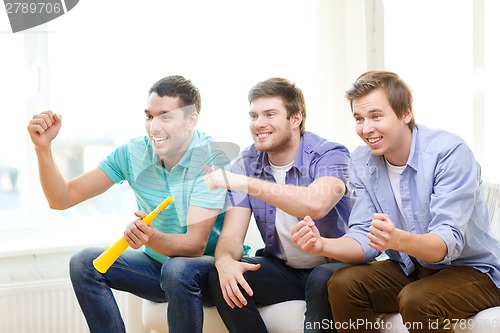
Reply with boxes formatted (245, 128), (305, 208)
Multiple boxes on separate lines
(352, 88), (413, 166)
(248, 96), (301, 163)
(144, 92), (197, 168)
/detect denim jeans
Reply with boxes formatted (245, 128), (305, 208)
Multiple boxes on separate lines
(69, 247), (214, 333)
(208, 255), (350, 333)
(161, 256), (215, 332)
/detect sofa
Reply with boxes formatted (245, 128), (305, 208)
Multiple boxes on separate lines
(142, 182), (500, 333)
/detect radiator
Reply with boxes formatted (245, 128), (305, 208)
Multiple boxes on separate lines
(0, 279), (87, 333)
(0, 278), (143, 333)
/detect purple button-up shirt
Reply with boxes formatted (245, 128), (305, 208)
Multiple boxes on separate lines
(229, 131), (352, 257)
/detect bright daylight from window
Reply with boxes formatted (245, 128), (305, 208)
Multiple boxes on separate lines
(0, 0), (499, 235)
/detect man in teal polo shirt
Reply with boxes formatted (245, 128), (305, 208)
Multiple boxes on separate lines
(27, 75), (229, 333)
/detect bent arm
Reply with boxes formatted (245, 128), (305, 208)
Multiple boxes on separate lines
(321, 236), (365, 263)
(292, 217), (365, 263)
(247, 176), (344, 219)
(28, 111), (114, 209)
(378, 229), (447, 263)
(369, 214), (447, 263)
(400, 232), (447, 263)
(226, 174), (345, 220)
(36, 145), (113, 209)
(144, 205), (222, 257)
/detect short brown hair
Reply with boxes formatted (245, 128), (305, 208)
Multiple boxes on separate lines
(248, 77), (307, 135)
(149, 75), (201, 116)
(345, 71), (415, 129)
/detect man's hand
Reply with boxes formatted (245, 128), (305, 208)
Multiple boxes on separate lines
(368, 213), (401, 252)
(204, 166), (245, 191)
(27, 111), (62, 148)
(124, 211), (156, 249)
(215, 257), (261, 309)
(291, 216), (324, 255)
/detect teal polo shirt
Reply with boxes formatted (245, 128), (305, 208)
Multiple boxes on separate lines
(98, 130), (228, 264)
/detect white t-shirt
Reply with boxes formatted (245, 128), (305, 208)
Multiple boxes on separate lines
(385, 159), (407, 229)
(270, 161), (330, 269)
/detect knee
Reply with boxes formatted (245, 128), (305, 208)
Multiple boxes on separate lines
(161, 257), (191, 288)
(398, 284), (434, 320)
(69, 247), (100, 280)
(327, 267), (355, 303)
(161, 257), (214, 291)
(308, 265), (336, 297)
(310, 263), (351, 290)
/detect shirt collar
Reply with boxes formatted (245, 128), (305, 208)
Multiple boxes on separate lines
(406, 125), (419, 171)
(257, 134), (305, 176)
(366, 125), (419, 173)
(176, 131), (200, 169)
(148, 130), (199, 170)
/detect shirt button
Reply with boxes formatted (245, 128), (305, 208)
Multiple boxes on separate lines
(269, 210), (273, 214)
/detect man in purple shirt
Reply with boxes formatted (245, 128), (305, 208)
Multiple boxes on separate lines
(292, 71), (500, 333)
(204, 77), (352, 333)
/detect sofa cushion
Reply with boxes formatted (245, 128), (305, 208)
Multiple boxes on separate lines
(377, 307), (500, 333)
(142, 300), (305, 333)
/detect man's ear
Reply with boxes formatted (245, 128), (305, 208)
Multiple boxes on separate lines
(186, 111), (199, 130)
(403, 108), (413, 124)
(291, 111), (303, 129)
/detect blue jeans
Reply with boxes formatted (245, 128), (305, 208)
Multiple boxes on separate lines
(208, 255), (350, 333)
(69, 247), (214, 333)
(162, 256), (215, 332)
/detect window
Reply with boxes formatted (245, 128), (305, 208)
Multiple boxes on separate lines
(0, 23), (23, 213)
(0, 0), (321, 229)
(384, 0), (499, 183)
(483, 0), (500, 183)
(1, 0), (498, 233)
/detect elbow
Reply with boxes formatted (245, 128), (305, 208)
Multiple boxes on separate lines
(429, 248), (449, 264)
(47, 200), (68, 210)
(427, 234), (450, 263)
(308, 211), (326, 221)
(305, 193), (343, 220)
(46, 193), (78, 210)
(307, 203), (332, 220)
(45, 193), (74, 210)
(192, 242), (208, 257)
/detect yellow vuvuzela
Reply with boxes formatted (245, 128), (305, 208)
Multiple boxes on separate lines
(93, 197), (173, 273)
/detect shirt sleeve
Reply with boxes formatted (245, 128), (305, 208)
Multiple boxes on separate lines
(98, 144), (127, 184)
(344, 161), (381, 262)
(311, 143), (350, 184)
(227, 155), (251, 209)
(188, 143), (229, 210)
(428, 141), (480, 264)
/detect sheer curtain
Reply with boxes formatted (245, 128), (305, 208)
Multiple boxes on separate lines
(1, 0), (498, 232)
(383, 0), (499, 183)
(1, 0), (370, 229)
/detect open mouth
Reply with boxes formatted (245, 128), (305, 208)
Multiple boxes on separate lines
(152, 136), (168, 144)
(367, 137), (381, 144)
(256, 132), (271, 139)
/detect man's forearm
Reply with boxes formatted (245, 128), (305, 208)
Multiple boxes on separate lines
(392, 231), (447, 263)
(322, 236), (365, 264)
(243, 176), (345, 219)
(35, 145), (72, 209)
(214, 236), (244, 264)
